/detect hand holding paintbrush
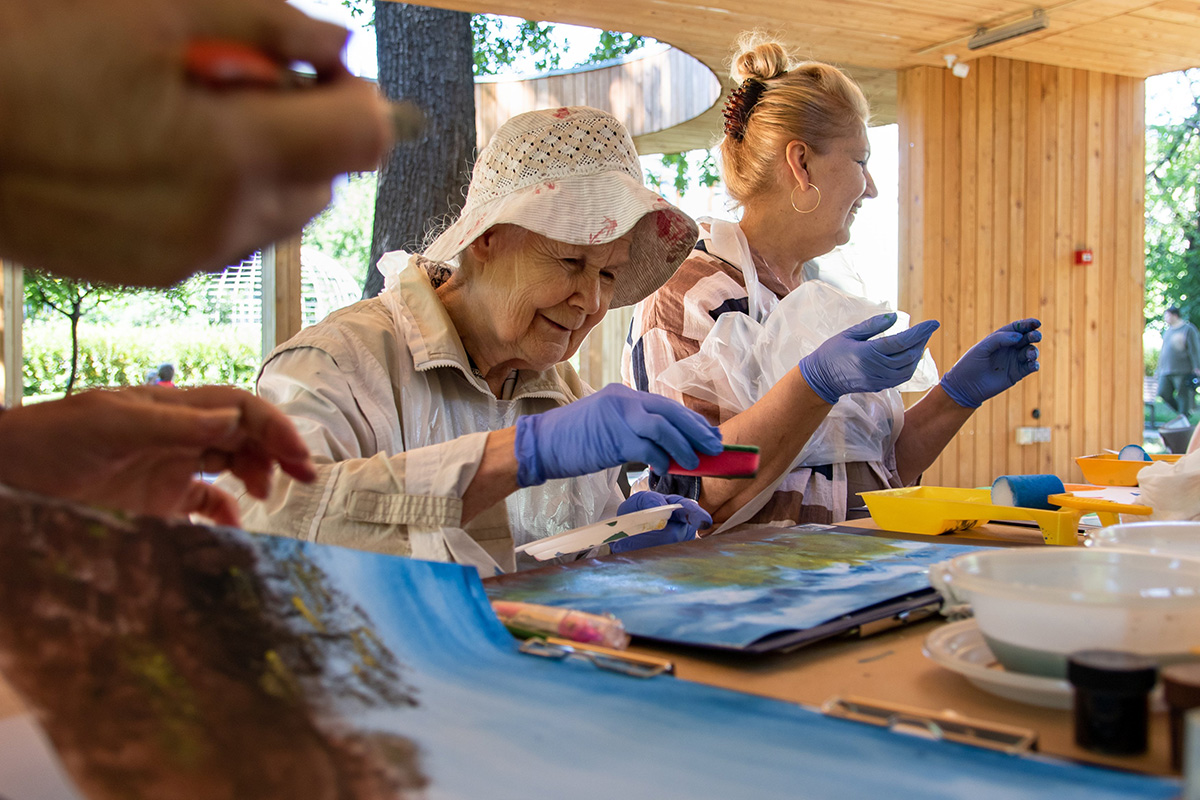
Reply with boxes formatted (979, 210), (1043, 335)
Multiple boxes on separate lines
(0, 0), (408, 287)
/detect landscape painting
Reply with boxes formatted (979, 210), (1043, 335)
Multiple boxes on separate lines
(487, 526), (983, 649)
(0, 489), (1177, 800)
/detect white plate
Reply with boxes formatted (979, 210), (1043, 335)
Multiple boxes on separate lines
(514, 504), (682, 561)
(923, 619), (1072, 709)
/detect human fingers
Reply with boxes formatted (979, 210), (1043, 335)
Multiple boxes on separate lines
(213, 180), (336, 279)
(178, 480), (243, 527)
(624, 405), (704, 471)
(187, 0), (351, 74)
(217, 81), (393, 181)
(1006, 318), (1041, 334)
(637, 394), (723, 454)
(154, 386), (315, 481)
(629, 436), (674, 477)
(227, 446), (277, 500)
(871, 319), (940, 355)
(620, 491), (669, 515)
(664, 496), (713, 531)
(982, 330), (1028, 352)
(100, 393), (249, 453)
(840, 312), (898, 342)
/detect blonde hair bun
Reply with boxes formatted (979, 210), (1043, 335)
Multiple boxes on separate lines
(731, 34), (791, 83)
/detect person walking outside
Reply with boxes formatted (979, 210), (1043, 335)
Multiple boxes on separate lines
(1158, 306), (1200, 424)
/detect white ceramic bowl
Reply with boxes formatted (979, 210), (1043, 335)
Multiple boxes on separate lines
(1085, 521), (1200, 560)
(929, 548), (1200, 678)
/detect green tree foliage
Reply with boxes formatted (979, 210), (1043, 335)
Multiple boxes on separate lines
(25, 274), (136, 395)
(24, 322), (258, 397)
(303, 172), (378, 287)
(1146, 70), (1200, 326)
(591, 31), (645, 62)
(471, 17), (559, 76)
(469, 17), (645, 76)
(644, 151), (721, 196)
(25, 273), (198, 395)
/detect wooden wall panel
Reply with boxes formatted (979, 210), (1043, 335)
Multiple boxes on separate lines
(899, 56), (1145, 487)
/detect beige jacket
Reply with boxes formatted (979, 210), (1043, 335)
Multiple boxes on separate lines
(220, 258), (623, 574)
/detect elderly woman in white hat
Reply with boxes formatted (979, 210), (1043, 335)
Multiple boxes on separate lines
(221, 106), (722, 573)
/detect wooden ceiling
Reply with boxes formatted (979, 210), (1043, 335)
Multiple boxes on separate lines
(402, 0), (1200, 143)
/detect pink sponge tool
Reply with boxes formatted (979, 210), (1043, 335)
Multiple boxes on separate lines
(667, 445), (760, 478)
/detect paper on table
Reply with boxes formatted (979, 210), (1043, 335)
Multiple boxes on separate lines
(514, 504), (681, 561)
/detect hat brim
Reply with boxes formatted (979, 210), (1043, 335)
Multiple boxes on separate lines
(422, 172), (698, 307)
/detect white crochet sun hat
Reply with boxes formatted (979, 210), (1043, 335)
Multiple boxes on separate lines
(422, 106), (699, 308)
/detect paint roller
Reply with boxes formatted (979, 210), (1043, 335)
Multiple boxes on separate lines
(990, 474), (1067, 511)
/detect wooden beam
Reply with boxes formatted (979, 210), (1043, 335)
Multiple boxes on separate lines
(1, 263), (22, 408)
(261, 235), (304, 357)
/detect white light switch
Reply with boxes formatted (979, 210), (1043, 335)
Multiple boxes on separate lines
(1016, 426), (1052, 445)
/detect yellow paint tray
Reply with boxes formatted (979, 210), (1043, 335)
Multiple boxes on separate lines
(1075, 453), (1181, 487)
(861, 486), (1083, 546)
(1045, 492), (1152, 527)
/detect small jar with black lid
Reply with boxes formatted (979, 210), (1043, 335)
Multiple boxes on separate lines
(1067, 650), (1158, 756)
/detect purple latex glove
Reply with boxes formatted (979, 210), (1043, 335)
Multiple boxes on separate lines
(940, 319), (1042, 409)
(609, 491), (712, 554)
(514, 384), (723, 488)
(798, 313), (941, 405)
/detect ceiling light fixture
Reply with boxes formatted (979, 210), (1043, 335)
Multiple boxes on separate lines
(943, 54), (971, 78)
(967, 9), (1047, 50)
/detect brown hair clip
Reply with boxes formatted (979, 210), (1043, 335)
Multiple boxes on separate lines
(722, 79), (767, 142)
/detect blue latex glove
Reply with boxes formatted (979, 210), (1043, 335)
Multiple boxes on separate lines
(940, 319), (1042, 408)
(797, 313), (941, 405)
(609, 491), (711, 554)
(514, 384), (723, 488)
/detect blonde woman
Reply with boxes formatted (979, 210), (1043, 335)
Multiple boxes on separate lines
(623, 36), (1040, 528)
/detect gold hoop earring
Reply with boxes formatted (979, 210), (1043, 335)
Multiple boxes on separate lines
(790, 184), (821, 214)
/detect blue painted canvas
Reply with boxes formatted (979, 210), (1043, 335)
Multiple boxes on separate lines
(487, 526), (984, 649)
(0, 493), (1178, 800)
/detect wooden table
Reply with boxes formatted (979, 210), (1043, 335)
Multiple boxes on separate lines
(627, 520), (1174, 777)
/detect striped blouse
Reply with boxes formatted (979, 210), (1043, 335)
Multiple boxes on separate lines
(621, 236), (903, 527)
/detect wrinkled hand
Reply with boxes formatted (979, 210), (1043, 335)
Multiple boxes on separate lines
(609, 491), (711, 554)
(514, 384), (722, 487)
(0, 385), (315, 525)
(798, 313), (941, 405)
(940, 318), (1041, 408)
(0, 0), (392, 287)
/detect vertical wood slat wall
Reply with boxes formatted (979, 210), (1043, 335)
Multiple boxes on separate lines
(898, 57), (1145, 487)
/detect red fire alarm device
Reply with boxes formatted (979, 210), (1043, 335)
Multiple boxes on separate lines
(1074, 249), (1094, 265)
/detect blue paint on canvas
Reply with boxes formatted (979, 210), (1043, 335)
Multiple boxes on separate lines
(487, 527), (984, 648)
(0, 501), (1178, 800)
(279, 536), (1175, 800)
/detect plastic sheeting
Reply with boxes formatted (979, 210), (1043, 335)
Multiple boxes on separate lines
(656, 219), (938, 468)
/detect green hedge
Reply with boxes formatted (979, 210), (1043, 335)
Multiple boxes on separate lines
(23, 322), (261, 395)
(1145, 346), (1160, 377)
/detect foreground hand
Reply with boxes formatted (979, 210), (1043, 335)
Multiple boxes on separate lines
(0, 385), (315, 526)
(0, 0), (393, 287)
(609, 492), (711, 554)
(514, 384), (723, 487)
(940, 319), (1041, 408)
(798, 313), (941, 405)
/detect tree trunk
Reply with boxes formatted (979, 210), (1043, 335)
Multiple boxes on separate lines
(364, 3), (476, 299)
(65, 302), (81, 396)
